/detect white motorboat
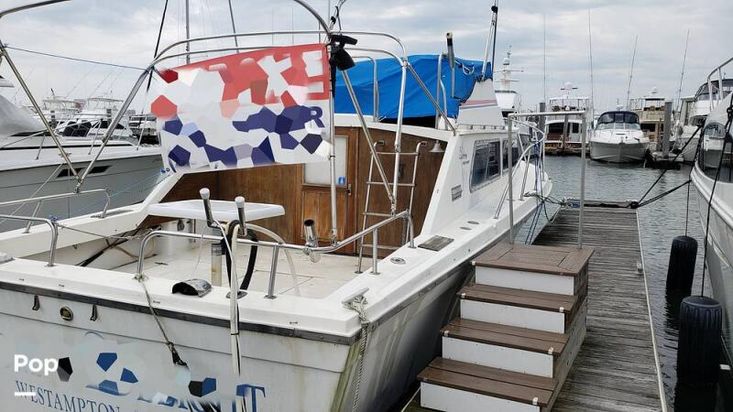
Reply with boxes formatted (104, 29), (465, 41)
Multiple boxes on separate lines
(0, 94), (163, 231)
(0, 62), (162, 232)
(590, 111), (649, 163)
(0, 1), (551, 411)
(690, 57), (733, 373)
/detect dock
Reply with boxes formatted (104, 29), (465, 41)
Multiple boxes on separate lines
(405, 206), (665, 412)
(533, 207), (664, 411)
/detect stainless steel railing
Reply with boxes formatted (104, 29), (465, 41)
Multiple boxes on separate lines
(706, 56), (733, 112)
(0, 189), (111, 235)
(499, 110), (589, 246)
(135, 210), (412, 298)
(0, 215), (58, 266)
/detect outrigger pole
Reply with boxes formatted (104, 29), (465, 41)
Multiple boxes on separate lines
(481, 0), (499, 80)
(0, 0), (78, 182)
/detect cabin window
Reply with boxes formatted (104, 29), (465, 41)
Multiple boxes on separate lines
(304, 135), (347, 186)
(470, 140), (500, 192)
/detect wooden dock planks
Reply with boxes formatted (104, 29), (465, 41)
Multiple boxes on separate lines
(533, 207), (664, 412)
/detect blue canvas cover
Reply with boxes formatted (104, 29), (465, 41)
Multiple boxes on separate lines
(334, 54), (491, 119)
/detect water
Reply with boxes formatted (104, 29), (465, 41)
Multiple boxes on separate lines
(535, 156), (716, 411)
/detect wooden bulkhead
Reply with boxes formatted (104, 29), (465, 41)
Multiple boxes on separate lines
(146, 125), (444, 256)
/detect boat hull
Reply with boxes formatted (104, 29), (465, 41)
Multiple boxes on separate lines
(692, 166), (733, 366)
(0, 153), (162, 231)
(590, 141), (647, 163)
(0, 242), (488, 411)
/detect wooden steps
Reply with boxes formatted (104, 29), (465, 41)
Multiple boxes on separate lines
(459, 284), (578, 333)
(419, 243), (592, 412)
(419, 358), (554, 411)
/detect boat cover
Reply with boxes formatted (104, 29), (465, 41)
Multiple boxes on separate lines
(150, 43), (332, 172)
(0, 95), (42, 137)
(335, 55), (491, 119)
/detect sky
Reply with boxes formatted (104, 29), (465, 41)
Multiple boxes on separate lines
(0, 0), (731, 113)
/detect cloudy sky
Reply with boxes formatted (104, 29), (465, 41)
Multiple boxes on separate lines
(1, 0), (731, 113)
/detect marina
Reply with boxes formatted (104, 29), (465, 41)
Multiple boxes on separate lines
(0, 0), (732, 411)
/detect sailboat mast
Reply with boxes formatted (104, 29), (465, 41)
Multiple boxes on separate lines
(587, 9), (595, 117)
(185, 0), (190, 64)
(543, 13), (546, 105)
(675, 29), (690, 111)
(625, 35), (638, 109)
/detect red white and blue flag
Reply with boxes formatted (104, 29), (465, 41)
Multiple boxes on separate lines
(150, 43), (332, 172)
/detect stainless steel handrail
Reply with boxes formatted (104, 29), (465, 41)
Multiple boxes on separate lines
(501, 110), (589, 247)
(493, 125), (546, 220)
(135, 210), (412, 297)
(0, 214), (58, 266)
(0, 0), (68, 19)
(706, 56), (733, 111)
(351, 56), (379, 122)
(0, 188), (111, 218)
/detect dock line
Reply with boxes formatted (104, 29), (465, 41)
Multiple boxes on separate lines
(637, 212), (669, 412)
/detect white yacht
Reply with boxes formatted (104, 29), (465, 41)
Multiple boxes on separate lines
(494, 48), (534, 145)
(0, 94), (163, 231)
(690, 57), (733, 374)
(494, 48), (522, 117)
(590, 110), (649, 163)
(545, 83), (590, 155)
(675, 79), (733, 164)
(23, 92), (81, 127)
(55, 96), (135, 142)
(0, 2), (551, 411)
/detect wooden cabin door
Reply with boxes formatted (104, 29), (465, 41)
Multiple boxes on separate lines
(301, 132), (358, 254)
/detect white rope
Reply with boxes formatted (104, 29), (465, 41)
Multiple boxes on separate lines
(344, 295), (369, 411)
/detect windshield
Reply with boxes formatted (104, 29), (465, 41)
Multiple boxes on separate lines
(595, 112), (640, 130)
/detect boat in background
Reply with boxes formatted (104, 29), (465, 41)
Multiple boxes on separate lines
(675, 79), (733, 163)
(0, 1), (550, 411)
(55, 96), (135, 141)
(589, 110), (648, 163)
(494, 48), (522, 118)
(545, 82), (590, 155)
(0, 93), (163, 231)
(690, 57), (733, 379)
(630, 88), (666, 148)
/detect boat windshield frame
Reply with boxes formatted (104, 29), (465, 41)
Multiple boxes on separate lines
(595, 111), (641, 130)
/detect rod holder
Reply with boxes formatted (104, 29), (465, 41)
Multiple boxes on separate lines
(235, 196), (246, 233)
(303, 219), (320, 263)
(200, 188), (215, 228)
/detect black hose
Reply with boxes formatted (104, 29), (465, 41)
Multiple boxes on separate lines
(223, 221), (258, 290)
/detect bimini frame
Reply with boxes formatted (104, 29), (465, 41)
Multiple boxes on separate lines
(0, 0), (457, 277)
(0, 0), (77, 178)
(73, 25), (455, 245)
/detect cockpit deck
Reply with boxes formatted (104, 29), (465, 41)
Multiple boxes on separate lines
(114, 239), (361, 299)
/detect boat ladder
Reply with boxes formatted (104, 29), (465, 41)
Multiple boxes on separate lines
(356, 141), (425, 273)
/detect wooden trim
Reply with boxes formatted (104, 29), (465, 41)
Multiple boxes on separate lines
(443, 319), (568, 356)
(419, 359), (553, 407)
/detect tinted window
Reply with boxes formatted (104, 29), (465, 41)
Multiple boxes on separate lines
(470, 140), (500, 191)
(597, 112), (639, 125)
